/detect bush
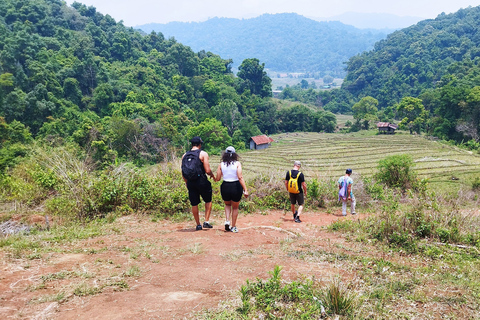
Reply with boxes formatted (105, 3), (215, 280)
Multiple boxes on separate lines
(376, 154), (417, 191)
(238, 265), (327, 318)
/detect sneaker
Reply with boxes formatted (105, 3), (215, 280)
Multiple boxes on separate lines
(196, 225), (202, 231)
(225, 222), (230, 232)
(294, 216), (302, 223)
(230, 226), (238, 233)
(293, 210), (298, 220)
(351, 212), (357, 215)
(203, 222), (213, 229)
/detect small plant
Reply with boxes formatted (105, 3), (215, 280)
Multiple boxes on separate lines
(73, 282), (101, 296)
(124, 265), (141, 277)
(321, 278), (356, 316)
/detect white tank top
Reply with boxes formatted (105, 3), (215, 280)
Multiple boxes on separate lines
(221, 161), (239, 182)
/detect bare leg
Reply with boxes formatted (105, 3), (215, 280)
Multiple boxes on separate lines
(297, 205), (304, 217)
(204, 202), (212, 222)
(231, 201), (240, 228)
(192, 205), (200, 225)
(291, 204), (296, 215)
(224, 201), (232, 222)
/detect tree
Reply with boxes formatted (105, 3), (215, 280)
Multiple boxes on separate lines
(352, 96), (378, 130)
(212, 99), (241, 136)
(323, 75), (333, 84)
(396, 96), (428, 134)
(237, 58), (272, 98)
(186, 118), (232, 153)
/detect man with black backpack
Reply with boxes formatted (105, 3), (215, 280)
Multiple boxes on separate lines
(182, 137), (216, 231)
(285, 160), (307, 223)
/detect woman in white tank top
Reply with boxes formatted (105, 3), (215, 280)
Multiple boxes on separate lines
(215, 146), (249, 233)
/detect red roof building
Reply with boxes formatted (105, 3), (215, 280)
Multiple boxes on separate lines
(377, 122), (398, 134)
(249, 135), (274, 150)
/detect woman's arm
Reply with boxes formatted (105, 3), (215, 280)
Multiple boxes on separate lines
(237, 163), (249, 197)
(215, 163), (223, 182)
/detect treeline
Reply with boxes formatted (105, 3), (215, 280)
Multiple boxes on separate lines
(0, 0), (336, 172)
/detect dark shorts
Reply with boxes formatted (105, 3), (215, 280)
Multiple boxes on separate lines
(187, 178), (212, 206)
(289, 192), (304, 205)
(221, 181), (243, 202)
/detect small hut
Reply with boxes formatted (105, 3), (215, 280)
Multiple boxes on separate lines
(249, 135), (274, 150)
(377, 122), (398, 134)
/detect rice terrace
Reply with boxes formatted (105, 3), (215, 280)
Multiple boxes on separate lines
(1, 131), (480, 319)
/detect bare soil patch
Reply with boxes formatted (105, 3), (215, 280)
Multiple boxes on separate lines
(0, 209), (360, 319)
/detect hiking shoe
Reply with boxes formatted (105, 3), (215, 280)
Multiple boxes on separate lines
(203, 222), (213, 229)
(230, 226), (238, 233)
(294, 216), (302, 223)
(196, 225), (203, 231)
(351, 212), (357, 215)
(293, 210), (298, 220)
(225, 222), (230, 232)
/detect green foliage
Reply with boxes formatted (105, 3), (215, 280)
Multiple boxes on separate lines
(186, 118), (232, 154)
(396, 97), (428, 134)
(472, 177), (480, 190)
(376, 154), (418, 191)
(352, 96), (379, 130)
(237, 58), (272, 98)
(238, 265), (326, 318)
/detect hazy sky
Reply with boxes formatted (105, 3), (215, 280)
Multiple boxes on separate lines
(66, 0), (480, 26)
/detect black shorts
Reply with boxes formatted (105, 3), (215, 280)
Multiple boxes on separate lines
(220, 181), (243, 202)
(187, 178), (212, 206)
(289, 192), (304, 205)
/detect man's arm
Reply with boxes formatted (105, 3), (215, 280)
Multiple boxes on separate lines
(285, 172), (289, 191)
(200, 151), (215, 179)
(347, 184), (352, 200)
(302, 181), (307, 196)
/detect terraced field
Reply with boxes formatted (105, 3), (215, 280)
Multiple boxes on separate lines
(228, 132), (480, 189)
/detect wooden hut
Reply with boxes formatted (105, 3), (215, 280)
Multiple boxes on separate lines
(377, 122), (398, 134)
(249, 135), (274, 150)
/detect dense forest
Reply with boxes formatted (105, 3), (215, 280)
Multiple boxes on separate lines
(0, 0), (336, 172)
(138, 13), (388, 77)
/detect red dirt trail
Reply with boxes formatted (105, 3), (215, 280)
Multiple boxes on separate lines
(0, 210), (361, 319)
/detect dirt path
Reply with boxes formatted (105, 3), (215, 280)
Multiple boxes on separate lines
(0, 210), (361, 319)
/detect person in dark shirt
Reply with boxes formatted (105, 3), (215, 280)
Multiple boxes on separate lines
(181, 137), (215, 231)
(285, 160), (307, 223)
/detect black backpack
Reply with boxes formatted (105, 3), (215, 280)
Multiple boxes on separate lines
(181, 149), (204, 181)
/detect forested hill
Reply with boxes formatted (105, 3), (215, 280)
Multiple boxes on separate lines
(343, 5), (480, 108)
(137, 13), (388, 77)
(0, 0), (337, 170)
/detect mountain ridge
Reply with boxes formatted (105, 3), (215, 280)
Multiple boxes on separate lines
(137, 13), (389, 76)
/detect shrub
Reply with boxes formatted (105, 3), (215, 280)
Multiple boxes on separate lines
(376, 154), (417, 191)
(472, 177), (480, 191)
(238, 265), (326, 318)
